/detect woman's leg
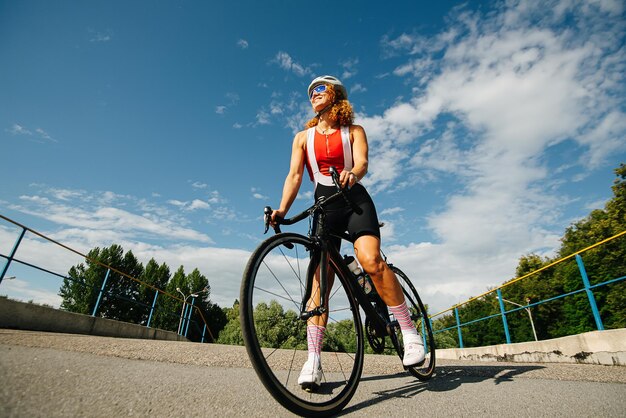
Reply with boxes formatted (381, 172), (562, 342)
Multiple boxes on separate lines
(354, 235), (424, 366)
(353, 235), (403, 305)
(305, 263), (334, 354)
(299, 261), (334, 387)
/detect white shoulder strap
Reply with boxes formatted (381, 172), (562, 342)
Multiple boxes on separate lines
(307, 126), (355, 188)
(340, 126), (353, 173)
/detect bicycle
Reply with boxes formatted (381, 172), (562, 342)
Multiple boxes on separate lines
(240, 167), (435, 417)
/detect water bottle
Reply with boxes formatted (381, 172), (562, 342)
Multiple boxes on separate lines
(344, 255), (373, 295)
(344, 255), (362, 276)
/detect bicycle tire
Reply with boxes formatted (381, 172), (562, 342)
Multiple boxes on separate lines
(240, 233), (364, 417)
(388, 265), (436, 380)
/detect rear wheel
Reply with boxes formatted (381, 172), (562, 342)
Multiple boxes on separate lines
(240, 233), (364, 417)
(388, 265), (436, 380)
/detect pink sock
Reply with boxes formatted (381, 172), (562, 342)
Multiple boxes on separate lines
(307, 325), (325, 359)
(388, 301), (418, 338)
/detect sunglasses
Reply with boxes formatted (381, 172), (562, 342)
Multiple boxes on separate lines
(310, 84), (327, 99)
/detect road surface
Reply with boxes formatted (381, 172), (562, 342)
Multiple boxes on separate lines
(1, 330), (625, 417)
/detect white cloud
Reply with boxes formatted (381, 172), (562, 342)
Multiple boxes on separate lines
(0, 277), (63, 308)
(206, 190), (225, 205)
(381, 207), (405, 216)
(296, 190), (313, 200)
(251, 188), (268, 200)
(273, 51), (310, 77)
(49, 188), (85, 201)
(357, 0), (626, 313)
(9, 124), (32, 135)
(188, 199), (210, 211)
(12, 187), (213, 245)
(4, 0), (623, 317)
(256, 109), (271, 125)
(89, 31), (112, 42)
(191, 181), (208, 189)
(350, 83), (367, 94)
(0, 225), (245, 310)
(341, 58), (359, 79)
(35, 128), (56, 142)
(237, 39), (249, 49)
(7, 124), (56, 142)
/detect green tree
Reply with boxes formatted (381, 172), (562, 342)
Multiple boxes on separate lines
(556, 164), (626, 333)
(218, 300), (244, 345)
(501, 163), (626, 341)
(325, 319), (358, 353)
(431, 316), (457, 349)
(60, 248), (226, 341)
(456, 292), (504, 348)
(139, 259), (171, 326)
(157, 266), (217, 340)
(502, 254), (562, 341)
(60, 244), (144, 323)
(156, 266), (188, 332)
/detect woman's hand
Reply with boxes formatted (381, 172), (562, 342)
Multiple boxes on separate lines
(270, 209), (287, 227)
(339, 170), (358, 189)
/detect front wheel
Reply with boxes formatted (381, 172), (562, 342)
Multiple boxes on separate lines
(240, 233), (364, 417)
(389, 265), (436, 380)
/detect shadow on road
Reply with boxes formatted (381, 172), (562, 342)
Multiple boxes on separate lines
(340, 364), (546, 415)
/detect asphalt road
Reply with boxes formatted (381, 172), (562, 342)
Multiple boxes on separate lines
(1, 330), (625, 417)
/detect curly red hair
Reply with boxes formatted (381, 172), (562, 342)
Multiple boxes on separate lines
(305, 84), (354, 128)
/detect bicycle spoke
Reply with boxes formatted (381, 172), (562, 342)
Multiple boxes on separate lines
(253, 285), (300, 309)
(242, 233), (364, 416)
(260, 259), (303, 312)
(278, 244), (306, 292)
(389, 265), (436, 381)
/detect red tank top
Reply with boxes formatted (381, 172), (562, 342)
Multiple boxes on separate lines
(305, 129), (353, 184)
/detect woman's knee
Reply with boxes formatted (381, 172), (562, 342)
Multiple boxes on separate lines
(358, 252), (386, 276)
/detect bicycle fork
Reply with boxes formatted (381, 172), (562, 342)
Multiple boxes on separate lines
(299, 241), (328, 321)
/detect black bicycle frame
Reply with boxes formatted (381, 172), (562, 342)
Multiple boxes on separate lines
(298, 209), (389, 338)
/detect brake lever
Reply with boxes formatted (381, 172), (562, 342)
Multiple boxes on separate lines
(264, 206), (287, 239)
(329, 166), (342, 192)
(328, 166), (363, 215)
(263, 206), (272, 234)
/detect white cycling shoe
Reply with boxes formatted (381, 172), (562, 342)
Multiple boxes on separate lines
(403, 335), (425, 367)
(298, 357), (322, 391)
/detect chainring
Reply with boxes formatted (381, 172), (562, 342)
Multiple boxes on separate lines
(365, 316), (386, 353)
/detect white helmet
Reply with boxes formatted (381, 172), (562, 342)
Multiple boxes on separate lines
(308, 75), (348, 100)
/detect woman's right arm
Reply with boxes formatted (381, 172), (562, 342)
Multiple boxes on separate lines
(272, 131), (306, 223)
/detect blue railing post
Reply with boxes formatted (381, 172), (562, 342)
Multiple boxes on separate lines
(179, 303), (190, 335)
(454, 307), (464, 348)
(147, 290), (159, 328)
(184, 297), (195, 337)
(0, 227), (26, 285)
(421, 319), (427, 352)
(497, 289), (512, 344)
(201, 324), (207, 343)
(92, 269), (111, 317)
(575, 254), (604, 331)
(428, 318), (434, 352)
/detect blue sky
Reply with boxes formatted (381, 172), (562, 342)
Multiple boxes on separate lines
(1, 0), (625, 314)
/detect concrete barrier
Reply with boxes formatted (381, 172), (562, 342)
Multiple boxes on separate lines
(436, 328), (626, 366)
(0, 297), (188, 342)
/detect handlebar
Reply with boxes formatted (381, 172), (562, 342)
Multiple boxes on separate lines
(264, 166), (362, 235)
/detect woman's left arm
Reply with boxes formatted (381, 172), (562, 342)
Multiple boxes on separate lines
(340, 125), (368, 188)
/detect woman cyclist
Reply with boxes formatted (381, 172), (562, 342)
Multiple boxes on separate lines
(270, 75), (424, 390)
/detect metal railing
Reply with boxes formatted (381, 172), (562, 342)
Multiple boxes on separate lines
(0, 214), (214, 342)
(429, 230), (626, 348)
